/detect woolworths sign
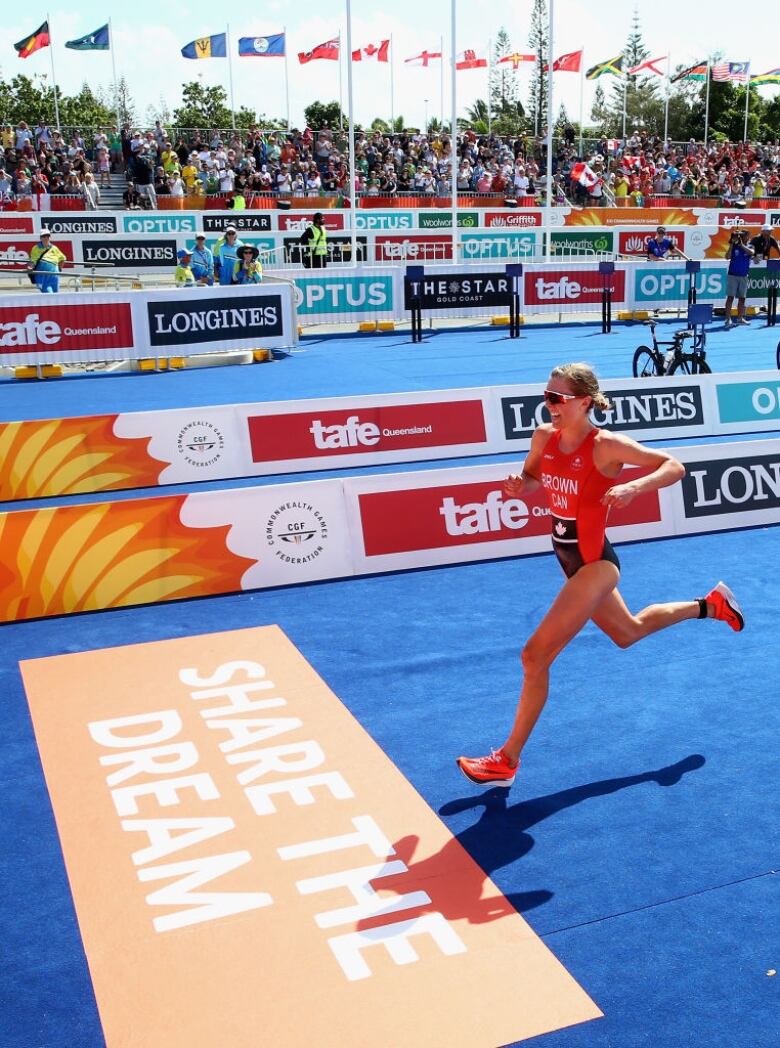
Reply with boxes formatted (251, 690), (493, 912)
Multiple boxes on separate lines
(550, 231), (613, 254)
(419, 211), (479, 229)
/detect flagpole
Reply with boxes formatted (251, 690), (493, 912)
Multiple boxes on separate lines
(109, 19), (120, 132)
(487, 38), (492, 135)
(663, 54), (671, 146)
(46, 13), (61, 131)
(440, 35), (445, 128)
(390, 34), (395, 128)
(284, 27), (291, 131)
(226, 25), (236, 130)
(743, 66), (751, 142)
(451, 1), (458, 252)
(346, 0), (358, 265)
(545, 0), (554, 261)
(704, 59), (711, 147)
(622, 71), (627, 141)
(578, 56), (584, 156)
(338, 30), (344, 132)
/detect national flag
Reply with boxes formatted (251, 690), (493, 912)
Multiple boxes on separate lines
(570, 162), (599, 188)
(547, 49), (583, 73)
(586, 54), (624, 80)
(298, 38), (339, 63)
(14, 21), (50, 59)
(181, 34), (226, 60)
(352, 40), (390, 62)
(456, 49), (487, 71)
(711, 61), (750, 82)
(628, 55), (667, 77)
(65, 24), (109, 51)
(498, 52), (536, 71)
(238, 34), (285, 58)
(405, 50), (442, 67)
(671, 61), (708, 83)
(750, 68), (780, 85)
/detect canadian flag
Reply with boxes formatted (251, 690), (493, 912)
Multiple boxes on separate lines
(352, 40), (390, 62)
(405, 50), (442, 67)
(456, 49), (487, 70)
(570, 162), (599, 188)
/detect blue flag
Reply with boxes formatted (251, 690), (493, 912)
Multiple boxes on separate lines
(181, 33), (227, 60)
(238, 34), (285, 57)
(65, 24), (109, 51)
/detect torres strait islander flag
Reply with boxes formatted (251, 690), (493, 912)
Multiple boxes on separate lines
(352, 40), (390, 62)
(14, 21), (50, 58)
(405, 50), (442, 67)
(298, 38), (340, 63)
(456, 49), (488, 71)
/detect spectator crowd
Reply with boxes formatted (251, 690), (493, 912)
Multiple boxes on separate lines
(2, 117), (780, 211)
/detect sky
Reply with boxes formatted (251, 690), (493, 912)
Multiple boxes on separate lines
(1, 1), (778, 131)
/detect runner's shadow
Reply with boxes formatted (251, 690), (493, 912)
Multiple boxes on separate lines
(355, 754), (705, 932)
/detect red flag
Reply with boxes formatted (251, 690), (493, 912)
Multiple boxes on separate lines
(498, 52), (536, 71)
(298, 38), (340, 64)
(352, 40), (390, 62)
(628, 55), (667, 76)
(548, 49), (583, 73)
(405, 50), (442, 67)
(570, 162), (599, 188)
(456, 49), (487, 71)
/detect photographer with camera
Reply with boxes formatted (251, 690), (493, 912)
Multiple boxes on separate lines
(749, 223), (780, 262)
(723, 227), (755, 329)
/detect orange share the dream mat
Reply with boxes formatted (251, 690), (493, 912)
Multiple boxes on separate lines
(21, 626), (601, 1047)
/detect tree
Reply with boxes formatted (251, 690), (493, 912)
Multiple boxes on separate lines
(115, 76), (136, 127)
(173, 82), (235, 130)
(304, 100), (346, 131)
(609, 11), (662, 137)
(463, 99), (489, 133)
(490, 28), (518, 116)
(60, 83), (114, 129)
(590, 83), (610, 132)
(527, 0), (548, 135)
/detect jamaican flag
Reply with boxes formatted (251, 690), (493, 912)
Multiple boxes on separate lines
(671, 61), (708, 83)
(14, 21), (50, 59)
(586, 54), (624, 80)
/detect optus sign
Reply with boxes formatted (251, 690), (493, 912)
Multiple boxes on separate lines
(717, 380), (780, 424)
(524, 269), (626, 305)
(122, 215), (197, 233)
(247, 401), (487, 462)
(634, 267), (725, 304)
(293, 275), (393, 315)
(354, 212), (414, 230)
(0, 302), (133, 355)
(460, 232), (536, 259)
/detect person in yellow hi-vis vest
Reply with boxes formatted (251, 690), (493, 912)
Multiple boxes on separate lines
(175, 249), (196, 287)
(29, 229), (67, 293)
(299, 212), (328, 269)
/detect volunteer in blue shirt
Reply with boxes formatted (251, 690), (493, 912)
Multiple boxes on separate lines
(645, 225), (689, 261)
(723, 227), (755, 329)
(190, 234), (215, 285)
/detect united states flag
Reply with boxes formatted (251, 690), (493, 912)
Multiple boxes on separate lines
(711, 61), (750, 82)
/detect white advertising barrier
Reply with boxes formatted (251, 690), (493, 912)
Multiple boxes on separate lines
(91, 374), (720, 492)
(8, 373), (768, 502)
(0, 283), (297, 366)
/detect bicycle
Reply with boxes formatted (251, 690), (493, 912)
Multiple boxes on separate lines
(632, 318), (711, 377)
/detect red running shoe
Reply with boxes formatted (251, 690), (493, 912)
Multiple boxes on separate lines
(456, 748), (519, 788)
(705, 581), (744, 632)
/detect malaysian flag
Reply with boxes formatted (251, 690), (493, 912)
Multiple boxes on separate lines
(711, 61), (750, 82)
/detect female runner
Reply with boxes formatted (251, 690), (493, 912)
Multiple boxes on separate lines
(457, 362), (744, 788)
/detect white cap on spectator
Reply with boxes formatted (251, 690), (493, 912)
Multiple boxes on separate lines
(40, 228), (51, 236)
(762, 223), (772, 231)
(225, 225), (237, 233)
